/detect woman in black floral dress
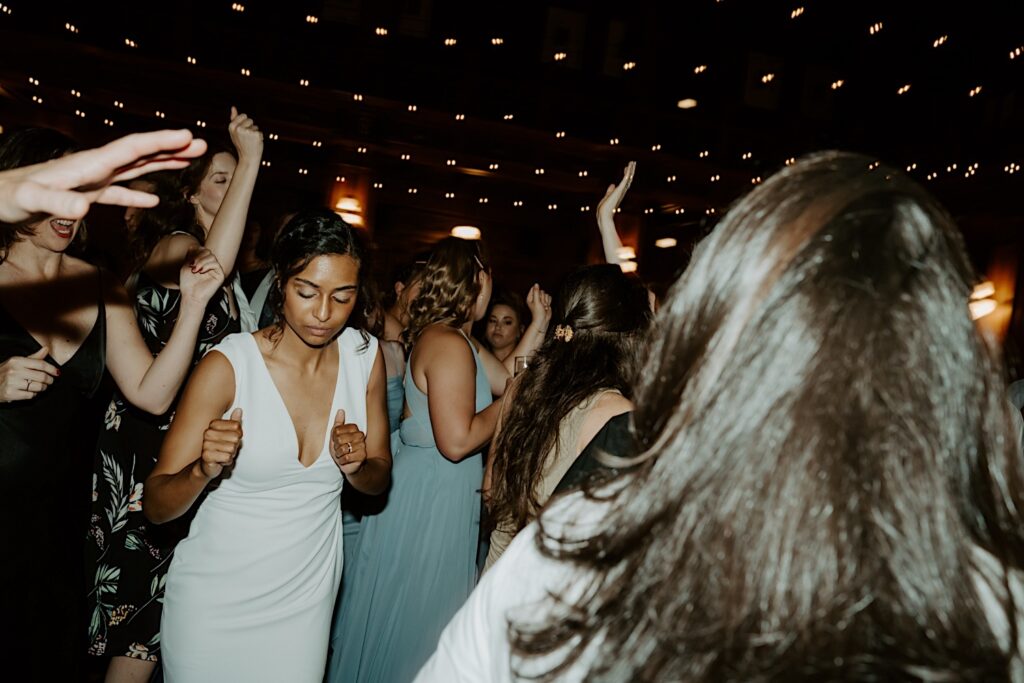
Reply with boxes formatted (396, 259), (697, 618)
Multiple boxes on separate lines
(86, 108), (264, 682)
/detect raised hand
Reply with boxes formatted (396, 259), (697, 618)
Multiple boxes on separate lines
(329, 409), (367, 476)
(228, 106), (264, 162)
(179, 247), (226, 308)
(200, 408), (243, 479)
(0, 129), (207, 224)
(0, 347), (60, 403)
(525, 284), (553, 329)
(597, 161), (636, 221)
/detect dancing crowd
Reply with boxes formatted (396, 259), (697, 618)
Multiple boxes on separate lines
(1, 113), (1023, 683)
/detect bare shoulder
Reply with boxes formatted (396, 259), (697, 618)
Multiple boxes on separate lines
(416, 324), (473, 360)
(592, 390), (633, 417)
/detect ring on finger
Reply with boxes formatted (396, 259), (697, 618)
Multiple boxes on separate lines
(25, 378), (31, 391)
(345, 442), (354, 455)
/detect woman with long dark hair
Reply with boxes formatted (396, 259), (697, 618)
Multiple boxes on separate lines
(482, 264), (651, 571)
(85, 108), (262, 680)
(483, 289), (528, 364)
(418, 151), (1024, 681)
(0, 128), (223, 681)
(146, 209), (391, 682)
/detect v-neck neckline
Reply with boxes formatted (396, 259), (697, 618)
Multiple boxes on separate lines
(0, 300), (101, 369)
(248, 333), (342, 470)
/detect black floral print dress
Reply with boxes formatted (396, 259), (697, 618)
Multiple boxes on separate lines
(86, 271), (239, 662)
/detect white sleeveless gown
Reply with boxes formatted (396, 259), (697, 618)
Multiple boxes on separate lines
(161, 330), (378, 682)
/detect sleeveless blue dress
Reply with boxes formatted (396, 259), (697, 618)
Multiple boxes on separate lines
(328, 331), (491, 683)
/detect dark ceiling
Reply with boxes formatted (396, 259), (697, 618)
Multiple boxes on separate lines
(0, 0), (1022, 292)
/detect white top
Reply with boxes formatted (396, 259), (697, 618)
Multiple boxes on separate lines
(417, 491), (1024, 682)
(162, 329), (378, 683)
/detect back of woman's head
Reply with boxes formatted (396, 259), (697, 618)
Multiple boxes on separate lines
(129, 171), (201, 270)
(404, 236), (489, 345)
(513, 152), (1024, 681)
(0, 128), (77, 259)
(490, 264), (652, 535)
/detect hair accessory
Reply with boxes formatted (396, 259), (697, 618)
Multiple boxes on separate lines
(554, 324), (574, 342)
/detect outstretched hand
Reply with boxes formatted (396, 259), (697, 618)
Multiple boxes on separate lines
(0, 129), (207, 224)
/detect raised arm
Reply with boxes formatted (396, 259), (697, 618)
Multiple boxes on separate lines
(144, 350), (238, 524)
(329, 346), (393, 495)
(477, 284), (551, 393)
(420, 328), (503, 462)
(0, 129), (206, 224)
(105, 248), (225, 414)
(143, 108), (263, 281)
(597, 161), (636, 264)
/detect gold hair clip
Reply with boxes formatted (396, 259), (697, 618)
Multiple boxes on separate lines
(554, 324), (574, 342)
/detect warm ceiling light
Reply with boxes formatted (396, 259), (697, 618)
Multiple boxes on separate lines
(655, 237), (678, 248)
(970, 299), (997, 320)
(616, 246), (636, 260)
(971, 281), (996, 301)
(444, 37), (457, 46)
(554, 51), (567, 61)
(677, 98), (698, 109)
(694, 65), (707, 74)
(619, 261), (638, 273)
(451, 225), (481, 240)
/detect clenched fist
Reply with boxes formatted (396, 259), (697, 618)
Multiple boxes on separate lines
(200, 407), (243, 479)
(329, 409), (367, 476)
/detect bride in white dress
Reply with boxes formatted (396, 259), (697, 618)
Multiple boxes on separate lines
(144, 209), (392, 683)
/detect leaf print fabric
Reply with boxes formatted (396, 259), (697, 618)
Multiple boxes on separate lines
(86, 271), (239, 660)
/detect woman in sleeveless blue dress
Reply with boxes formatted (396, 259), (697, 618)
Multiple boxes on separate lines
(328, 238), (510, 683)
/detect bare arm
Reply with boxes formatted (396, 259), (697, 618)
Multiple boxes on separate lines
(142, 108), (262, 283)
(331, 346), (392, 495)
(419, 328), (503, 462)
(597, 161), (636, 264)
(477, 284), (552, 392)
(482, 376), (519, 508)
(105, 249), (225, 414)
(145, 351), (238, 524)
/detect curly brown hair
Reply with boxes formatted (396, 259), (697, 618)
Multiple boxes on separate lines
(403, 237), (490, 347)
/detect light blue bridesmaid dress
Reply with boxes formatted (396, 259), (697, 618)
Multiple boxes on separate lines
(328, 330), (491, 683)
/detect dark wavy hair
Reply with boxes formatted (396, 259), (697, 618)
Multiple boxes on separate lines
(404, 237), (490, 347)
(488, 265), (652, 536)
(267, 209), (370, 348)
(128, 139), (234, 271)
(511, 151), (1024, 681)
(0, 128), (78, 262)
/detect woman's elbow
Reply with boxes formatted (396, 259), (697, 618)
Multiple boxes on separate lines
(129, 391), (174, 416)
(436, 441), (475, 463)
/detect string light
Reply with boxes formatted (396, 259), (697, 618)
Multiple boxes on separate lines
(335, 176), (345, 182)
(831, 79), (845, 90)
(547, 204), (558, 210)
(240, 68), (251, 76)
(656, 237), (678, 248)
(305, 15), (318, 24)
(407, 104), (417, 112)
(578, 170), (588, 177)
(488, 163), (499, 170)
(113, 100), (124, 109)
(1004, 163), (1021, 174)
(65, 23), (78, 33)
(299, 78), (309, 86)
(933, 35), (948, 48)
(30, 95), (42, 104)
(534, 168), (545, 175)
(231, 3), (245, 12)
(555, 130), (566, 138)
(28, 77), (39, 85)
(623, 61), (637, 71)
(261, 160), (271, 168)
(674, 208), (685, 214)
(651, 144), (662, 151)
(455, 113), (465, 120)
(70, 89), (80, 97)
(609, 138), (620, 145)
(503, 113), (514, 120)
(372, 182), (383, 189)
(706, 207), (716, 215)
(666, 175), (677, 182)
(906, 163), (918, 172)
(868, 161), (881, 170)
(186, 56), (197, 65)
(927, 172), (938, 180)
(677, 98), (698, 109)
(298, 168), (308, 175)
(1012, 47), (1023, 60)
(353, 93), (363, 101)
(445, 192), (455, 199)
(553, 52), (567, 61)
(620, 261), (638, 274)
(741, 152), (753, 160)
(401, 153), (411, 161)
(0, 4), (12, 14)
(103, 118), (114, 127)
(196, 120), (207, 128)
(124, 38), (138, 48)
(267, 133), (279, 140)
(897, 84), (911, 95)
(791, 7), (805, 19)
(946, 163), (958, 173)
(969, 85), (983, 97)
(751, 176), (762, 184)
(375, 27), (388, 36)
(357, 146), (367, 153)
(699, 150), (710, 158)
(407, 187), (418, 194)
(444, 38), (457, 46)
(643, 208), (654, 215)
(446, 159), (457, 166)
(694, 65), (707, 74)
(513, 200), (523, 207)
(580, 206), (591, 212)
(785, 157), (796, 166)
(710, 174), (721, 182)
(74, 109), (85, 118)
(491, 38), (504, 46)
(761, 73), (775, 84)
(477, 197), (489, 204)
(869, 22), (883, 35)
(312, 140), (322, 148)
